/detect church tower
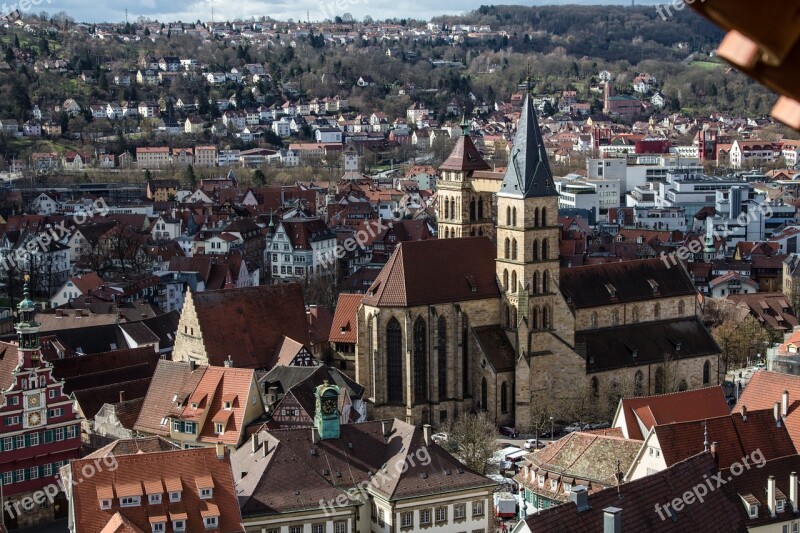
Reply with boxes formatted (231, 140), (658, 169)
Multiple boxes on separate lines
(437, 119), (494, 240)
(496, 95), (561, 342)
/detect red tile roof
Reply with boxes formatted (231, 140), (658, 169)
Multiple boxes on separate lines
(68, 447), (243, 533)
(735, 370), (800, 449)
(187, 284), (310, 368)
(439, 134), (491, 171)
(363, 237), (500, 307)
(614, 386), (730, 440)
(653, 408), (796, 469)
(329, 293), (362, 344)
(526, 452), (747, 532)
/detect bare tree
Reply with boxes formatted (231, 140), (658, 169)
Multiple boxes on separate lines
(441, 412), (498, 475)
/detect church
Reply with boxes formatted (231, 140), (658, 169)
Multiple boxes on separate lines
(356, 95), (721, 429)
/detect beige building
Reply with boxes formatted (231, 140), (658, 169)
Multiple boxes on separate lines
(194, 145), (217, 167)
(357, 95), (721, 429)
(136, 146), (170, 169)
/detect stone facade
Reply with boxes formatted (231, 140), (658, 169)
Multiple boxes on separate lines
(171, 289), (207, 364)
(356, 95), (721, 429)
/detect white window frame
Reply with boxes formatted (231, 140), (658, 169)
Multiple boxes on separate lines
(200, 488), (213, 499)
(435, 506), (447, 522)
(473, 501), (484, 517)
(204, 516), (218, 529)
(169, 491), (181, 502)
(149, 493), (162, 504)
(99, 499), (111, 510)
(401, 512), (413, 528)
(120, 496), (140, 507)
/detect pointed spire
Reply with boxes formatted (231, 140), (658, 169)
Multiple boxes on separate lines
(459, 115), (470, 136)
(499, 95), (559, 198)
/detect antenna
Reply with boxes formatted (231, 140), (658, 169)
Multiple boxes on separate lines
(703, 420), (708, 452)
(125, 7), (128, 24)
(211, 0), (214, 24)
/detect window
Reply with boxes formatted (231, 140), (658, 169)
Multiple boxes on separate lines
(777, 499), (786, 513)
(169, 491), (181, 502)
(215, 423), (224, 434)
(15, 435), (24, 449)
(401, 512), (413, 528)
(152, 523), (165, 533)
(55, 427), (65, 441)
(538, 475), (545, 487)
(100, 499), (111, 510)
(3, 472), (12, 485)
(43, 464), (52, 476)
(563, 483), (572, 493)
(67, 425), (77, 439)
(149, 493), (161, 504)
(472, 501), (484, 517)
(435, 506), (447, 522)
(454, 503), (466, 519)
(378, 508), (385, 527)
(438, 316), (447, 401)
(267, 529), (280, 533)
(413, 317), (427, 402)
(703, 360), (711, 385)
(334, 521), (347, 533)
(312, 523), (325, 533)
(200, 488), (213, 499)
(387, 318), (403, 403)
(204, 516), (218, 529)
(9, 396), (17, 406)
(500, 382), (508, 414)
(29, 467), (38, 480)
(3, 437), (11, 451)
(49, 389), (56, 398)
(120, 496), (140, 507)
(420, 509), (431, 525)
(550, 479), (558, 490)
(748, 505), (758, 518)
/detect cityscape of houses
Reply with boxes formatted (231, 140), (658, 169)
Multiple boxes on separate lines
(1, 2), (800, 533)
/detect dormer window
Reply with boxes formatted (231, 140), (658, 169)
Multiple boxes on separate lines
(215, 423), (224, 434)
(777, 499), (786, 513)
(200, 488), (213, 499)
(538, 475), (545, 487)
(172, 519), (186, 532)
(120, 496), (140, 507)
(204, 516), (219, 529)
(148, 493), (161, 505)
(99, 499), (111, 510)
(151, 522), (165, 533)
(169, 491), (181, 502)
(748, 505), (758, 518)
(223, 401), (231, 410)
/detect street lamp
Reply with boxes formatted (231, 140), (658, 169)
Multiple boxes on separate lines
(549, 416), (554, 440)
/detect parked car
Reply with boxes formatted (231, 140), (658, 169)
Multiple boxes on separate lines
(539, 426), (561, 438)
(524, 438), (547, 450)
(564, 423), (583, 433)
(583, 422), (611, 431)
(499, 426), (518, 438)
(431, 432), (448, 444)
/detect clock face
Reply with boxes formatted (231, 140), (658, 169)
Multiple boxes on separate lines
(321, 397), (337, 415)
(28, 411), (41, 426)
(27, 394), (40, 408)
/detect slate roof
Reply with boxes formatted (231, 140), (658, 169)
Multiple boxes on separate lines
(472, 325), (516, 372)
(50, 346), (158, 381)
(499, 94), (559, 198)
(363, 237), (500, 307)
(260, 365), (364, 399)
(735, 370), (800, 449)
(614, 386), (730, 440)
(233, 419), (495, 516)
(72, 377), (153, 420)
(68, 447), (243, 533)
(560, 258), (696, 309)
(525, 452), (747, 532)
(576, 318), (720, 373)
(723, 454), (800, 529)
(188, 285), (309, 368)
(84, 436), (179, 459)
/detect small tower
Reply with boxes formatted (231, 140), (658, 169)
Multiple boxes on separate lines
(343, 145), (360, 175)
(703, 218), (716, 262)
(437, 116), (493, 240)
(16, 275), (42, 367)
(314, 381), (341, 440)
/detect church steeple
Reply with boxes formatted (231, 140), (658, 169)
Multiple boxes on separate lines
(15, 275), (42, 362)
(499, 95), (558, 199)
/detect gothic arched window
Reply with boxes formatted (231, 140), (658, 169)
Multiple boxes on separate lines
(438, 316), (447, 401)
(413, 317), (427, 402)
(541, 239), (548, 260)
(511, 239), (518, 260)
(387, 318), (403, 403)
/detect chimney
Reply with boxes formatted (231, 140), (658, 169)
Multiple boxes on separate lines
(119, 391), (125, 403)
(251, 433), (259, 454)
(224, 355), (233, 368)
(791, 472), (798, 513)
(189, 360), (196, 372)
(741, 405), (748, 420)
(569, 485), (590, 513)
(768, 475), (777, 518)
(423, 424), (432, 446)
(603, 507), (622, 533)
(215, 442), (225, 460)
(783, 390), (790, 417)
(710, 442), (718, 463)
(775, 402), (782, 427)
(312, 426), (320, 445)
(381, 420), (390, 443)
